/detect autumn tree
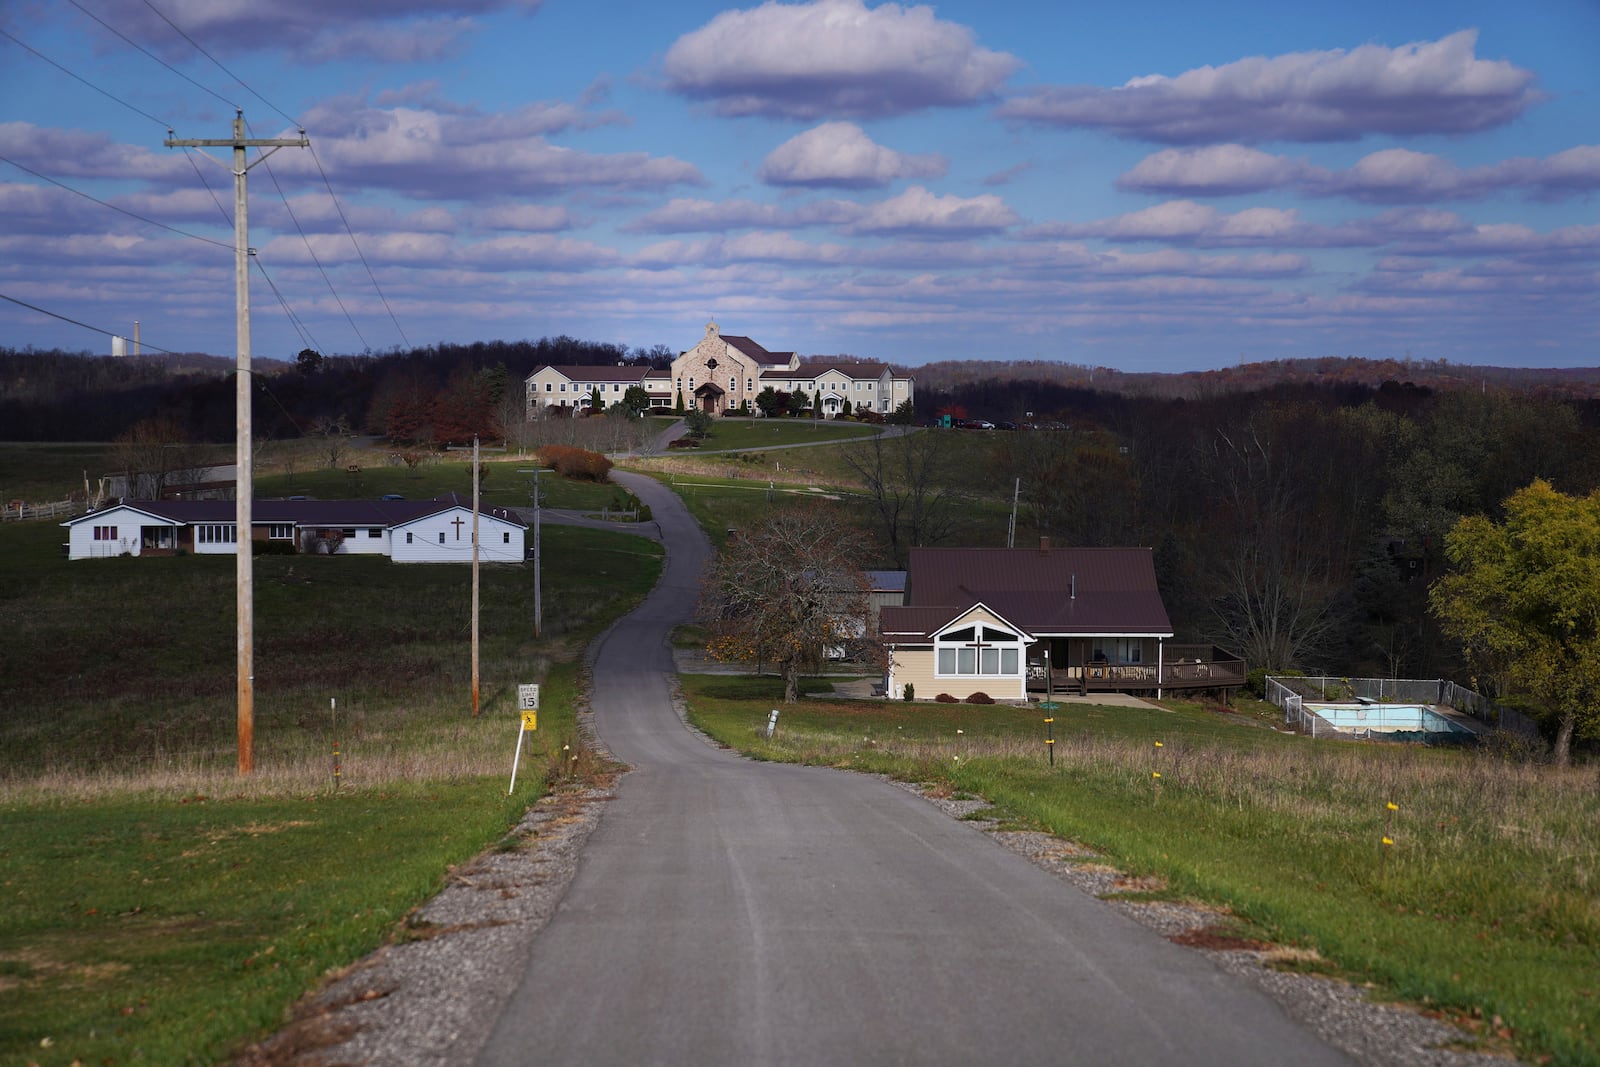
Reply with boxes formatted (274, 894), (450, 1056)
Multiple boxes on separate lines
(113, 415), (200, 498)
(1431, 479), (1600, 765)
(699, 506), (878, 703)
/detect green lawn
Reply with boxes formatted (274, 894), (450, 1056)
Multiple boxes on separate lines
(0, 505), (660, 1063)
(683, 675), (1600, 1067)
(692, 418), (881, 452)
(256, 457), (624, 511)
(0, 443), (124, 504)
(645, 472), (874, 548)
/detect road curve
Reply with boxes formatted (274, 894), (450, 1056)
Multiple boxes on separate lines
(476, 471), (1351, 1066)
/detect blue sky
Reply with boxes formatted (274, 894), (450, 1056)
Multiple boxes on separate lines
(1, 0), (1595, 370)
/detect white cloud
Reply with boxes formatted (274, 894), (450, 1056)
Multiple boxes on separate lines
(758, 123), (945, 188)
(999, 31), (1538, 143)
(851, 186), (1019, 236)
(1119, 145), (1320, 195)
(625, 197), (864, 233)
(473, 204), (576, 232)
(662, 0), (1020, 119)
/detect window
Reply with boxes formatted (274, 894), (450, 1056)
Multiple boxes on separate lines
(268, 524), (293, 539)
(341, 528), (356, 537)
(197, 524), (236, 544)
(367, 528), (381, 538)
(502, 532), (510, 544)
(558, 383), (564, 392)
(93, 525), (118, 541)
(438, 532), (445, 544)
(689, 377), (695, 389)
(406, 532), (414, 544)
(747, 378), (754, 391)
(1091, 638), (1143, 665)
(935, 624), (1021, 677)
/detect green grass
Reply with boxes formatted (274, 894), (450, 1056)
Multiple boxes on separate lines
(692, 418), (881, 452)
(0, 501), (659, 1063)
(683, 675), (1600, 1067)
(0, 443), (123, 504)
(641, 472), (874, 548)
(256, 457), (622, 511)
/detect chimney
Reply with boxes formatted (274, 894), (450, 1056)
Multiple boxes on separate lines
(1039, 535), (1050, 553)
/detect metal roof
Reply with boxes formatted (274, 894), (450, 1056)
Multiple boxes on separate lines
(882, 546), (1172, 640)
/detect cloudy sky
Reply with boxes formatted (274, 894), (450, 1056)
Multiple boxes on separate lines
(1, 0), (1596, 370)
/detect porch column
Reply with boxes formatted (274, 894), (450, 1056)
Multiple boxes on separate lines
(1157, 639), (1164, 700)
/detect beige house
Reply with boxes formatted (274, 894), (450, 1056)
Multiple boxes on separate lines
(880, 546), (1245, 703)
(525, 322), (914, 418)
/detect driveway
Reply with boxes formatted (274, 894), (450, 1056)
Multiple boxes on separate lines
(474, 472), (1351, 1066)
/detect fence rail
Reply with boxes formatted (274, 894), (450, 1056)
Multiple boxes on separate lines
(2, 498), (84, 522)
(1264, 675), (1540, 739)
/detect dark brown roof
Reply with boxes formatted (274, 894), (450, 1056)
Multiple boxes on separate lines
(882, 546), (1171, 640)
(70, 494), (526, 529)
(764, 362), (893, 382)
(528, 365), (652, 383)
(720, 335), (795, 365)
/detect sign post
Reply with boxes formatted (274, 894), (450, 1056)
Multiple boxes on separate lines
(508, 684), (541, 795)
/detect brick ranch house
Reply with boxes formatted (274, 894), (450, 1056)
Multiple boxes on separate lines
(62, 494), (526, 563)
(879, 545), (1245, 702)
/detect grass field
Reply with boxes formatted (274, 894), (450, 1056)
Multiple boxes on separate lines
(683, 675), (1600, 1067)
(256, 455), (626, 512)
(690, 418), (881, 452)
(0, 513), (660, 1064)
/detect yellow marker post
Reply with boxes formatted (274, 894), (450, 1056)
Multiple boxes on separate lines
(508, 711), (538, 795)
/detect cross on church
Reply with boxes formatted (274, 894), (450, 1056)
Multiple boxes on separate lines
(451, 516), (466, 540)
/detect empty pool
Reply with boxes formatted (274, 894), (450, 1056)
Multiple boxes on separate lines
(1304, 702), (1473, 737)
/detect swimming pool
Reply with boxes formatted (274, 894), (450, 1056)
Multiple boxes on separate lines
(1304, 702), (1473, 736)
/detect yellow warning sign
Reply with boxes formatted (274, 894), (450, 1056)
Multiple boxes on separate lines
(521, 711), (537, 731)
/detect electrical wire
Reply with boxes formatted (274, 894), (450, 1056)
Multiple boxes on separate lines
(140, 0), (299, 129)
(0, 154), (234, 250)
(253, 258), (323, 354)
(308, 143), (410, 349)
(65, 0), (238, 112)
(246, 126), (369, 352)
(0, 26), (170, 128)
(0, 291), (181, 354)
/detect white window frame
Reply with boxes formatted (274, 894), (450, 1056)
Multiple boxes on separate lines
(934, 622), (1023, 678)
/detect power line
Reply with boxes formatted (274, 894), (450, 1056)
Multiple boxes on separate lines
(253, 258), (322, 354)
(246, 126), (369, 352)
(183, 149), (234, 228)
(65, 0), (238, 112)
(141, 0), (298, 129)
(309, 143), (411, 349)
(0, 26), (170, 128)
(0, 290), (181, 354)
(0, 154), (234, 250)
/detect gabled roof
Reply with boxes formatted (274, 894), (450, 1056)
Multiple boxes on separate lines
(884, 546), (1172, 641)
(880, 600), (1035, 642)
(527, 365), (652, 383)
(67, 495), (526, 529)
(764, 362), (895, 382)
(720, 335), (795, 366)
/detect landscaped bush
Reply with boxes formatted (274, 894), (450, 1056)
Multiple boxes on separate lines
(968, 691), (994, 704)
(538, 445), (613, 482)
(935, 693), (957, 703)
(902, 683), (914, 701)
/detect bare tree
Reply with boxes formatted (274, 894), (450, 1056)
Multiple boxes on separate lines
(842, 430), (963, 567)
(699, 506), (880, 702)
(311, 415), (352, 470)
(112, 415), (197, 498)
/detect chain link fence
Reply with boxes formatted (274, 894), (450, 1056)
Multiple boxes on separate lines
(1265, 675), (1540, 740)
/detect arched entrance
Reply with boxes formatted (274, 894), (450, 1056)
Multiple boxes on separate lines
(694, 382), (725, 414)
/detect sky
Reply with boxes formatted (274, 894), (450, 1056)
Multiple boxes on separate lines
(1, 0), (1596, 372)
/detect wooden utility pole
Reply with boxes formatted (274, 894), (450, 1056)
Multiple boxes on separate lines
(472, 435), (481, 717)
(166, 112), (308, 774)
(518, 467), (553, 637)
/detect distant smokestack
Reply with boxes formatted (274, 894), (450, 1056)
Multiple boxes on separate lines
(133, 320), (141, 356)
(111, 335), (126, 357)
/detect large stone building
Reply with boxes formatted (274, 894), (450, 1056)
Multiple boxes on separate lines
(525, 323), (914, 418)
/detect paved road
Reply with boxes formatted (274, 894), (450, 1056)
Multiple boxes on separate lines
(477, 472), (1351, 1066)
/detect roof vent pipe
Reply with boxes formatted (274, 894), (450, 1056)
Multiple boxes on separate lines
(1071, 573), (1076, 600)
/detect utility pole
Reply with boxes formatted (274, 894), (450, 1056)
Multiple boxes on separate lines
(518, 468), (554, 637)
(166, 112), (308, 774)
(472, 435), (481, 717)
(1008, 478), (1020, 549)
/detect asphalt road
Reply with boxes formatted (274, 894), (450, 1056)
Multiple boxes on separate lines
(476, 471), (1351, 1066)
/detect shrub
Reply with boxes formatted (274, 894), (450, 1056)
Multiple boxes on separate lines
(968, 692), (994, 705)
(935, 693), (957, 703)
(253, 540), (296, 555)
(902, 683), (914, 701)
(538, 445), (612, 482)
(1246, 666), (1303, 698)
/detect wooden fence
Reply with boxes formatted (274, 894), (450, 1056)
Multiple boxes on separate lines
(2, 498), (84, 523)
